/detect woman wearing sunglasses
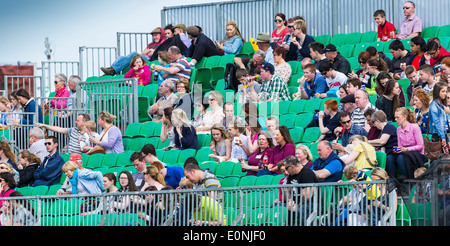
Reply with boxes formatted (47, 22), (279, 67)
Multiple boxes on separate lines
(271, 13), (289, 45)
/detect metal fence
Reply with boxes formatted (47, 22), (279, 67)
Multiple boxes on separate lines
(116, 32), (153, 58)
(161, 0), (450, 43)
(0, 180), (401, 226)
(79, 46), (118, 79)
(40, 61), (80, 98)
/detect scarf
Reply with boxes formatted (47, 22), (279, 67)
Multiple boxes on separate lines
(69, 168), (79, 194)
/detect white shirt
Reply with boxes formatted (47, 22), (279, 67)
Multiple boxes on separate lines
(326, 71), (348, 89)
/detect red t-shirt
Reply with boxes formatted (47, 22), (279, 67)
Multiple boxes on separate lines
(271, 27), (289, 45)
(411, 54), (423, 70)
(377, 21), (397, 42)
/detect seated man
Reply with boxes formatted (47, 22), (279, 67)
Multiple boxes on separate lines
(254, 32), (275, 65)
(228, 50), (265, 92)
(318, 60), (348, 98)
(388, 40), (414, 80)
(33, 136), (65, 187)
(185, 26), (223, 67)
(183, 162), (222, 204)
(298, 63), (328, 99)
(311, 140), (345, 182)
(324, 44), (351, 76)
(148, 80), (179, 122)
(396, 1), (423, 40)
(152, 46), (191, 83)
(332, 111), (368, 153)
(353, 89), (377, 129)
(258, 62), (291, 102)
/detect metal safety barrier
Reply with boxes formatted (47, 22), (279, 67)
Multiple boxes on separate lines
(0, 181), (401, 226)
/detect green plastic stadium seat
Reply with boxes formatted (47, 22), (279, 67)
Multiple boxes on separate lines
(344, 32), (362, 45)
(421, 26), (440, 39)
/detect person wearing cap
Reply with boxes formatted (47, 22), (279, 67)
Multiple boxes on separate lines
(56, 153), (83, 195)
(258, 62), (291, 102)
(254, 32), (275, 65)
(283, 155), (317, 224)
(185, 26), (223, 67)
(101, 27), (167, 76)
(173, 24), (191, 49)
(60, 153), (105, 197)
(340, 93), (358, 115)
(297, 63), (328, 99)
(324, 44), (352, 76)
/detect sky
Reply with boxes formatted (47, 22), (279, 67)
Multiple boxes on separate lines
(0, 0), (229, 65)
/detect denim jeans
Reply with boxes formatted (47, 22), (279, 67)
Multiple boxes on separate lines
(386, 152), (427, 178)
(111, 52), (150, 73)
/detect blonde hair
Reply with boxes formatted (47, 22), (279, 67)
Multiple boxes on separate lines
(146, 165), (166, 186)
(223, 20), (245, 43)
(179, 177), (194, 189)
(0, 141), (17, 167)
(172, 108), (192, 128)
(295, 144), (313, 161)
(158, 51), (171, 65)
(0, 162), (15, 174)
(98, 111), (116, 123)
(176, 78), (190, 93)
(210, 123), (232, 144)
(62, 161), (78, 173)
(208, 91), (224, 106)
(344, 166), (359, 180)
(395, 107), (416, 123)
(18, 150), (41, 165)
(0, 96), (10, 110)
(85, 121), (97, 131)
(151, 161), (164, 171)
(294, 19), (307, 34)
(371, 167), (389, 180)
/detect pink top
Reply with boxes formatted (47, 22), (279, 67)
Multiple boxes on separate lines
(124, 63), (151, 86)
(397, 15), (423, 40)
(50, 87), (71, 109)
(397, 122), (424, 154)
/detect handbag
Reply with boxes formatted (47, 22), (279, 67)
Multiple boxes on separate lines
(87, 125), (112, 155)
(423, 109), (448, 160)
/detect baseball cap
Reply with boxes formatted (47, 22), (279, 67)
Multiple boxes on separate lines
(260, 62), (275, 74)
(340, 94), (355, 104)
(69, 153), (82, 163)
(324, 44), (337, 52)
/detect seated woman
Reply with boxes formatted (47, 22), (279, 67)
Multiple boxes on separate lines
(428, 82), (449, 157)
(171, 108), (199, 150)
(17, 150), (40, 188)
(255, 126), (296, 176)
(387, 108), (427, 178)
(61, 161), (104, 195)
(412, 88), (430, 133)
(265, 116), (280, 146)
(215, 21), (244, 55)
(191, 98), (208, 126)
(294, 144), (314, 168)
(373, 70), (406, 106)
(8, 91), (23, 125)
(375, 79), (401, 122)
(271, 13), (289, 45)
(0, 96), (11, 129)
(173, 78), (193, 119)
(228, 120), (250, 162)
(244, 115), (262, 154)
(313, 99), (341, 142)
(240, 131), (274, 176)
(342, 135), (377, 171)
(90, 111), (124, 154)
(208, 124), (232, 162)
(194, 91), (225, 134)
(349, 51), (372, 89)
(160, 107), (176, 150)
(124, 54), (151, 86)
(273, 46), (292, 83)
(368, 110), (398, 154)
(49, 73), (71, 110)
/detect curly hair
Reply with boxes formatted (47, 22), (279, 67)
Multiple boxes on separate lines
(412, 88), (430, 109)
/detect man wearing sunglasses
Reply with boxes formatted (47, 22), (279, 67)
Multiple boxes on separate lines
(332, 112), (367, 153)
(32, 136), (65, 187)
(397, 1), (423, 40)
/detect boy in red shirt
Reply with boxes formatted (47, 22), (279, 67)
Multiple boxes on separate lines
(374, 10), (397, 42)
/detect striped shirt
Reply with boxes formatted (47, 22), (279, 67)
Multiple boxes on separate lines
(259, 74), (292, 102)
(194, 170), (223, 204)
(28, 139), (50, 162)
(166, 56), (191, 82)
(66, 127), (83, 154)
(352, 103), (377, 129)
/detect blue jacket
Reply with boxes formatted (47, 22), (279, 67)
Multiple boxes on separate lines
(222, 35), (243, 55)
(304, 73), (328, 99)
(174, 125), (199, 150)
(22, 99), (43, 125)
(74, 169), (105, 194)
(429, 100), (449, 141)
(33, 151), (65, 187)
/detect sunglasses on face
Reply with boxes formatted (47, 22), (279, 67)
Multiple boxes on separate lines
(44, 142), (52, 146)
(340, 119), (351, 124)
(403, 6), (410, 9)
(274, 19), (283, 23)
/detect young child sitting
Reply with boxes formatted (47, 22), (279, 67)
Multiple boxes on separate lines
(80, 121), (101, 153)
(236, 68), (261, 103)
